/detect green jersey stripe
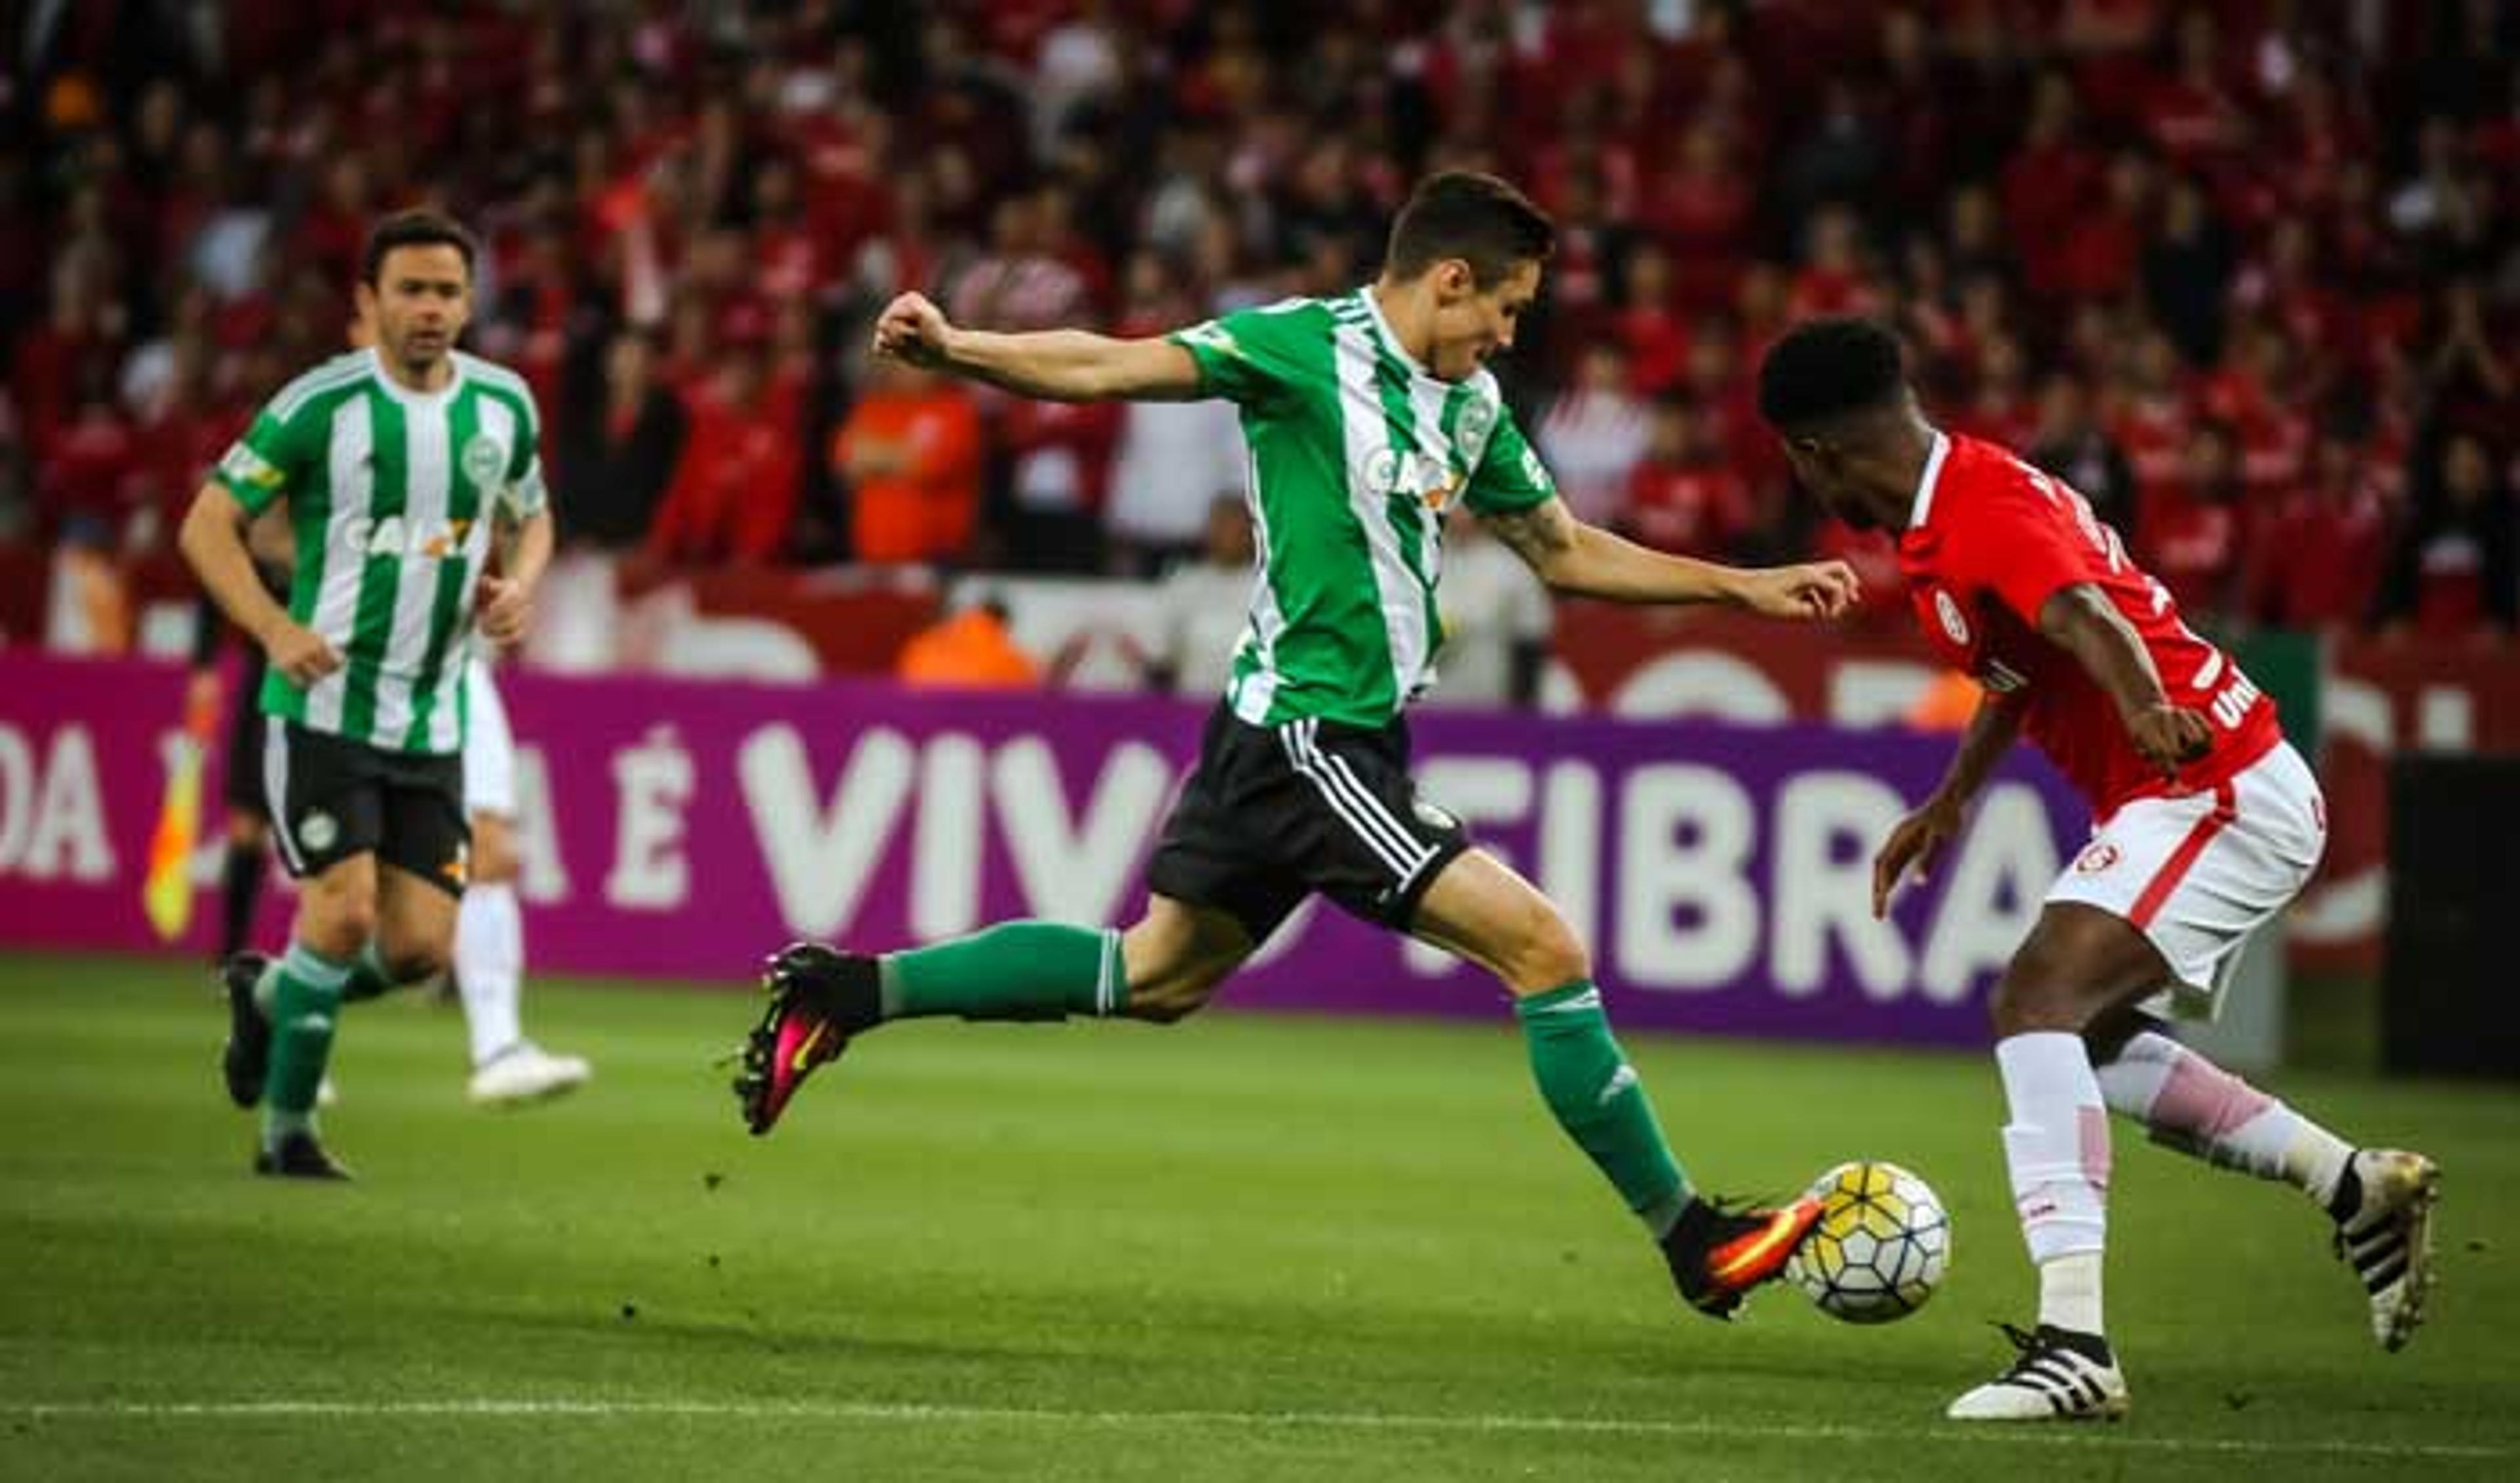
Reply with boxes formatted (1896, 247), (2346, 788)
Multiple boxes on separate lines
(270, 352), (370, 425)
(339, 387), (410, 743)
(1227, 436), (1287, 720)
(401, 386), (478, 751)
(1357, 309), (1449, 676)
(276, 392), (373, 730)
(1328, 318), (1413, 720)
(371, 378), (453, 745)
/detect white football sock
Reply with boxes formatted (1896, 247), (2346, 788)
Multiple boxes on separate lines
(455, 881), (524, 1068)
(2097, 1030), (2353, 1207)
(1996, 1031), (2112, 1333)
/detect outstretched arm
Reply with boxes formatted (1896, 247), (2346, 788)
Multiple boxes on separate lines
(872, 291), (1202, 402)
(1872, 689), (2023, 917)
(1478, 496), (1860, 619)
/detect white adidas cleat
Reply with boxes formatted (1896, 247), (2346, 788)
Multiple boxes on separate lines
(1946, 1323), (2130, 1422)
(2333, 1148), (2441, 1352)
(467, 1042), (593, 1107)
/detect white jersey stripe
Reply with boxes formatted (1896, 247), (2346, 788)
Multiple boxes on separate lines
(1230, 440), (1284, 724)
(1330, 321), (1430, 710)
(372, 384), (455, 746)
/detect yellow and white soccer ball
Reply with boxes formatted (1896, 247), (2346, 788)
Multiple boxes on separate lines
(1786, 1160), (1952, 1323)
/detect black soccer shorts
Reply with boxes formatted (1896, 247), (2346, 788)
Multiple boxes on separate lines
(1146, 703), (1471, 942)
(261, 722), (471, 896)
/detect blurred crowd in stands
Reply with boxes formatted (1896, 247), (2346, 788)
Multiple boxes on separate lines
(5, 0), (2518, 651)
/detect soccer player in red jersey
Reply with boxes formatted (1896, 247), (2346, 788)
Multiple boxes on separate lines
(1756, 318), (2441, 1422)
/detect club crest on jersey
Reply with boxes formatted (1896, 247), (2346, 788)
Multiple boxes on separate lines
(2073, 841), (2122, 874)
(459, 433), (509, 488)
(1932, 589), (1972, 646)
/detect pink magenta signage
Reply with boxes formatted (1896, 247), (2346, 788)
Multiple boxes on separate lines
(0, 653), (2084, 1046)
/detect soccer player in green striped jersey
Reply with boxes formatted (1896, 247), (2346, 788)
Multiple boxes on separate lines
(179, 209), (554, 1179)
(738, 173), (1860, 1317)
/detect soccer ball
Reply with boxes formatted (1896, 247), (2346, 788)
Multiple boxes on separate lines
(1786, 1160), (1951, 1324)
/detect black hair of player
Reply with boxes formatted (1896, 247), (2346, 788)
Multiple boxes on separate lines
(362, 209), (479, 287)
(1385, 172), (1555, 289)
(1757, 316), (1908, 432)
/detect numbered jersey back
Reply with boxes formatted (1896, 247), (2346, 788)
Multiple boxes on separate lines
(1895, 432), (2282, 818)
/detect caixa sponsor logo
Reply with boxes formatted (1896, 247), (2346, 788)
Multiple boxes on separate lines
(337, 514), (476, 560)
(1359, 448), (1463, 509)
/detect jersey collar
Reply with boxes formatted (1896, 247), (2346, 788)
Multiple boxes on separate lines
(1908, 430), (1952, 529)
(367, 346), (467, 408)
(1356, 285), (1430, 378)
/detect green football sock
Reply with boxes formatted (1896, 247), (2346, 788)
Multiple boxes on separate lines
(1517, 980), (1692, 1237)
(880, 923), (1124, 1022)
(261, 942), (350, 1146)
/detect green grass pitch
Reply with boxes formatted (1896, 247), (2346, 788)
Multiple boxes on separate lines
(1, 950), (2513, 1481)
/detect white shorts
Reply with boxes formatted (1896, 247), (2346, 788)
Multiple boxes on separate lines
(2045, 740), (2326, 1018)
(462, 654), (516, 819)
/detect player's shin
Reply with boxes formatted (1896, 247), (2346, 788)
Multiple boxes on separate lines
(1996, 1031), (2112, 1337)
(1515, 981), (1690, 1236)
(2095, 1029), (2352, 1207)
(261, 942), (349, 1145)
(881, 922), (1127, 1023)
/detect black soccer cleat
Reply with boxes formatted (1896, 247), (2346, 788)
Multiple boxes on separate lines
(1946, 1322), (2130, 1421)
(253, 1132), (353, 1181)
(219, 951), (273, 1110)
(731, 944), (881, 1137)
(2330, 1148), (2441, 1351)
(1660, 1194), (1824, 1320)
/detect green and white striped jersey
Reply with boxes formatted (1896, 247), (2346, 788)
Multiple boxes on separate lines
(215, 348), (547, 755)
(1168, 289), (1555, 728)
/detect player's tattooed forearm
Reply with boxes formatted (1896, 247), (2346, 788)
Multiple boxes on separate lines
(1481, 498), (1576, 568)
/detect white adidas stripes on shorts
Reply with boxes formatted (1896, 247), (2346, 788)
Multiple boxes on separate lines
(461, 654), (516, 820)
(2044, 740), (2326, 1018)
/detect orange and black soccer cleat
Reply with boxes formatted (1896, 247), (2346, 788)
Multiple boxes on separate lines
(731, 943), (879, 1136)
(1660, 1194), (1825, 1319)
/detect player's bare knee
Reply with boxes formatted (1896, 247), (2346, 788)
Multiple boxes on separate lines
(296, 909), (371, 960)
(1988, 975), (2091, 1037)
(301, 899), (376, 957)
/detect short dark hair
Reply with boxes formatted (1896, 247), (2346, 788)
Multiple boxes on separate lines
(362, 208), (479, 285)
(1757, 317), (1908, 431)
(1385, 171), (1554, 288)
